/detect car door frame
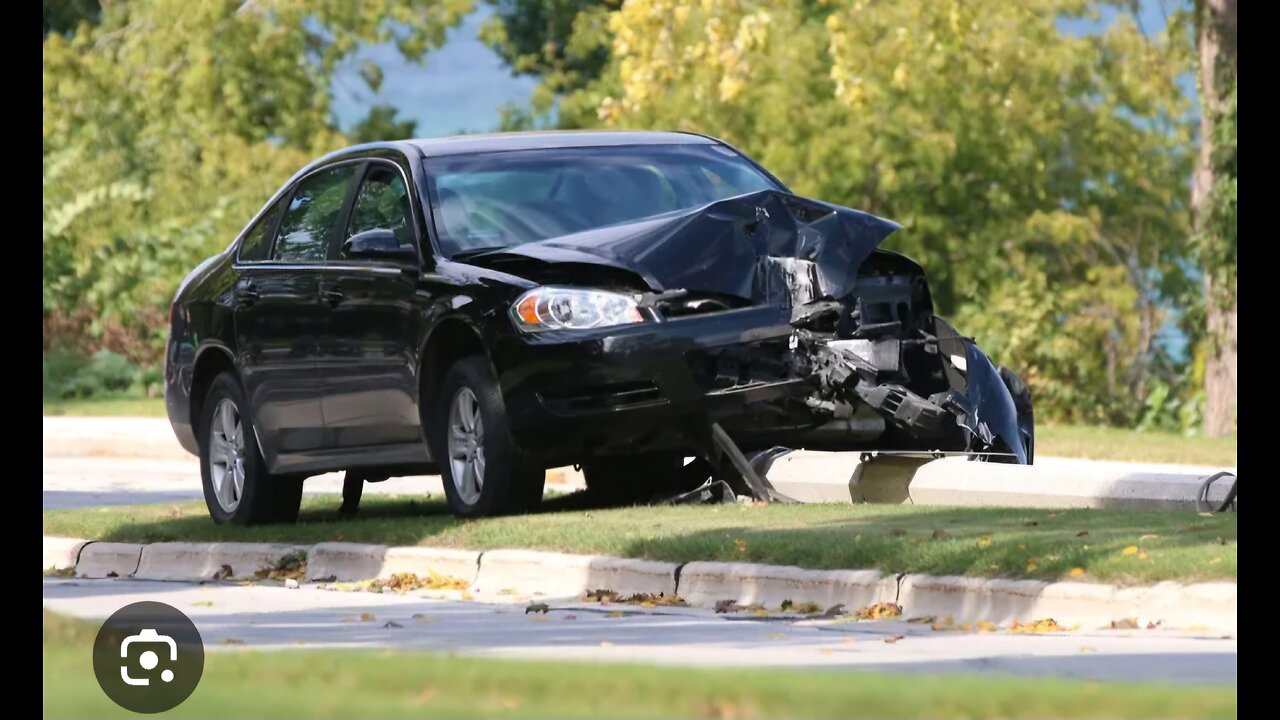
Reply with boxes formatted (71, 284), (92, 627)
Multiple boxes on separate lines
(232, 158), (364, 471)
(315, 153), (433, 454)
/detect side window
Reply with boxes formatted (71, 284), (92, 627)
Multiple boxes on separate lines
(272, 165), (357, 262)
(346, 165), (415, 255)
(236, 200), (281, 262)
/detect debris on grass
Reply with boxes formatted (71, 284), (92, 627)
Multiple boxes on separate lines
(328, 571), (470, 595)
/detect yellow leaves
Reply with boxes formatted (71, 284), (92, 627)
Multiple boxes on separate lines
(855, 603), (903, 620)
(359, 612), (376, 622)
(1010, 618), (1074, 634)
(1026, 557), (1039, 572)
(1122, 545), (1151, 560)
(977, 536), (993, 549)
(1068, 567), (1087, 578)
(584, 589), (688, 607)
(733, 539), (748, 553)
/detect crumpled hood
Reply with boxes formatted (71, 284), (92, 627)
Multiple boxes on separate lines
(466, 190), (902, 304)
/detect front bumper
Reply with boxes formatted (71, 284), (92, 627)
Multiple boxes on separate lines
(496, 306), (1031, 466)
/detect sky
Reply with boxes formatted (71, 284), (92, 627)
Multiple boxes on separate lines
(330, 1), (1189, 138)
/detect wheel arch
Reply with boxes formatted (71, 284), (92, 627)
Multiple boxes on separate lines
(190, 344), (237, 433)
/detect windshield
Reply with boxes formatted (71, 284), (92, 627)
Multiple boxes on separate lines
(424, 143), (783, 256)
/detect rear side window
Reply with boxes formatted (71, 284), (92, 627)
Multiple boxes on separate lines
(273, 165), (357, 262)
(236, 201), (281, 262)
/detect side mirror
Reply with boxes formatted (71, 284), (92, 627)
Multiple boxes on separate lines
(342, 228), (417, 263)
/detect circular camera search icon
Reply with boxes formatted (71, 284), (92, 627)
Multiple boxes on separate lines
(92, 601), (204, 713)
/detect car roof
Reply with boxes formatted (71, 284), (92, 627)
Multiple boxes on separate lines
(405, 130), (719, 157)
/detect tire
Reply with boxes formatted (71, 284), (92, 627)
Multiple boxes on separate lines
(198, 372), (304, 525)
(431, 356), (544, 518)
(582, 454), (707, 505)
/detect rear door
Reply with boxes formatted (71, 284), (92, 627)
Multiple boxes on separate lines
(317, 159), (427, 448)
(234, 163), (360, 458)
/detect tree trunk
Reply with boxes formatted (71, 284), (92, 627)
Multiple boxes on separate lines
(1195, 0), (1237, 437)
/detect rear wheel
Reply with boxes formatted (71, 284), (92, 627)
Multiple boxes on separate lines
(431, 356), (544, 518)
(198, 372), (304, 525)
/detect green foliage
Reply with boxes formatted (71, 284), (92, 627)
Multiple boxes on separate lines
(350, 104), (420, 143)
(565, 0), (1198, 426)
(43, 350), (158, 401)
(42, 0), (472, 362)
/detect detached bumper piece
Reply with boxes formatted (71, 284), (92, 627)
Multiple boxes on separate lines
(853, 383), (951, 439)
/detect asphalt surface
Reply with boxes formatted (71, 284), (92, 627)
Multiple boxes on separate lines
(42, 578), (1236, 683)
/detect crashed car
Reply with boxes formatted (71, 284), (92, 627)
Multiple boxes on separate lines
(164, 131), (1034, 523)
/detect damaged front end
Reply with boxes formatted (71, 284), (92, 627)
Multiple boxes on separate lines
(471, 189), (1034, 472)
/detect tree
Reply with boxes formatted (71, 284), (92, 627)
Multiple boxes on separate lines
(43, 0), (472, 361)
(479, 0), (615, 126)
(1193, 0), (1236, 436)
(350, 105), (420, 143)
(581, 0), (1197, 426)
(43, 0), (100, 37)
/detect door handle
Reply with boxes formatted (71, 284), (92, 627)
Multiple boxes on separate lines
(235, 281), (260, 305)
(320, 286), (345, 306)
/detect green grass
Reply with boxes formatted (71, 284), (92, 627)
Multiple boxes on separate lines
(42, 395), (167, 417)
(1038, 425), (1236, 467)
(44, 494), (1235, 584)
(43, 611), (1235, 719)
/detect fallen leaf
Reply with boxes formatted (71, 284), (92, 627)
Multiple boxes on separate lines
(606, 610), (625, 619)
(883, 635), (905, 644)
(1026, 559), (1039, 572)
(360, 612), (376, 622)
(780, 599), (794, 611)
(753, 609), (768, 618)
(819, 604), (847, 619)
(1139, 534), (1162, 541)
(192, 600), (214, 607)
(1137, 549), (1149, 560)
(1146, 620), (1164, 630)
(855, 603), (903, 620)
(1111, 618), (1140, 630)
(525, 603), (550, 614)
(977, 536), (993, 549)
(460, 591), (474, 601)
(1122, 545), (1139, 556)
(1010, 618), (1069, 634)
(1068, 567), (1086, 578)
(222, 638), (244, 645)
(906, 616), (936, 624)
(1076, 530), (1090, 537)
(734, 539), (748, 552)
(584, 588), (622, 603)
(976, 621), (997, 633)
(714, 599), (741, 614)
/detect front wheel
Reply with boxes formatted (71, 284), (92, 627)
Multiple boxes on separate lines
(198, 372), (303, 525)
(431, 356), (544, 518)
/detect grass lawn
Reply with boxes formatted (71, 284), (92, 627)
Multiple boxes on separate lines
(43, 611), (1235, 719)
(42, 395), (167, 417)
(44, 495), (1236, 585)
(1037, 425), (1236, 467)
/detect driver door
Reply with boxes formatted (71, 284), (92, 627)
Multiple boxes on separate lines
(317, 159), (428, 448)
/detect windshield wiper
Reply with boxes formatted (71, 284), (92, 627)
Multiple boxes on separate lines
(449, 245), (511, 260)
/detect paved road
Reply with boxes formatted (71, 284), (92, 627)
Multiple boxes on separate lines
(42, 457), (586, 510)
(43, 578), (1236, 684)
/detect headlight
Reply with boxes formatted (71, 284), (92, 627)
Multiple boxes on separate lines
(510, 286), (645, 332)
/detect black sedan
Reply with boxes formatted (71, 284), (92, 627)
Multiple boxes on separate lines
(164, 131), (1033, 524)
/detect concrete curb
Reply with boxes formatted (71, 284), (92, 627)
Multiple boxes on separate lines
(472, 549), (679, 598)
(43, 537), (1236, 632)
(767, 452), (1238, 510)
(306, 543), (480, 583)
(134, 542), (306, 581)
(43, 536), (86, 571)
(76, 542), (144, 579)
(678, 562), (897, 609)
